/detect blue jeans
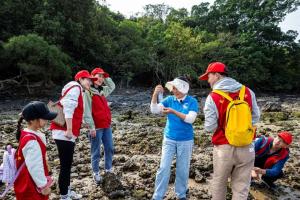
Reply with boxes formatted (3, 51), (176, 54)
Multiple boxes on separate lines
(153, 137), (193, 200)
(89, 128), (114, 173)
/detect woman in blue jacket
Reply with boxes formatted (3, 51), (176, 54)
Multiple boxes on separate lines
(150, 77), (199, 200)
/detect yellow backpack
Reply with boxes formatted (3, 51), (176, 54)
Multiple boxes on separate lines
(213, 85), (254, 146)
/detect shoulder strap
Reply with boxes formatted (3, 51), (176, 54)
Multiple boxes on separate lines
(61, 85), (81, 100)
(53, 85), (81, 105)
(0, 132), (40, 197)
(0, 162), (25, 198)
(239, 85), (246, 101)
(212, 90), (233, 102)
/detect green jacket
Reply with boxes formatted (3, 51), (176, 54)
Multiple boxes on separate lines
(83, 77), (115, 130)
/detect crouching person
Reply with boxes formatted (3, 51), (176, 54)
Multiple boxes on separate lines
(252, 131), (292, 189)
(150, 77), (199, 200)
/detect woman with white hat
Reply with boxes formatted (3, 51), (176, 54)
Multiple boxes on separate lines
(150, 76), (199, 200)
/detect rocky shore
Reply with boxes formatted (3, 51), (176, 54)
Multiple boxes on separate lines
(0, 88), (300, 199)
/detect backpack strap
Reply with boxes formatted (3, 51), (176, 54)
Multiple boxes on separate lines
(51, 85), (81, 105)
(0, 133), (38, 198)
(60, 85), (81, 100)
(239, 85), (246, 101)
(213, 85), (246, 102)
(212, 90), (233, 102)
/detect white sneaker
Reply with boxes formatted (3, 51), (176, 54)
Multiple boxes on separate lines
(105, 168), (113, 173)
(60, 195), (71, 200)
(93, 172), (103, 185)
(68, 190), (82, 199)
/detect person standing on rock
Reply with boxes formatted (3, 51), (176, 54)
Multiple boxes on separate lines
(150, 76), (199, 200)
(252, 131), (292, 189)
(50, 70), (97, 200)
(199, 62), (260, 200)
(14, 101), (57, 200)
(83, 67), (115, 185)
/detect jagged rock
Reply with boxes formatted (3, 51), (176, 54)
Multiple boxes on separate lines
(102, 172), (124, 194)
(195, 170), (206, 183)
(262, 102), (282, 112)
(108, 190), (126, 199)
(122, 160), (140, 172)
(139, 170), (152, 179)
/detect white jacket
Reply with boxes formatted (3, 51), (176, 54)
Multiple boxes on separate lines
(52, 81), (82, 142)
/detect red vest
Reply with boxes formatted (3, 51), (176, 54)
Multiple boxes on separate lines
(92, 94), (112, 128)
(210, 87), (253, 145)
(14, 130), (49, 200)
(50, 85), (83, 137)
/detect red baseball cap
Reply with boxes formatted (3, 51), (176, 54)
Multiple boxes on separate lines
(74, 70), (97, 81)
(278, 131), (293, 145)
(91, 67), (109, 78)
(199, 62), (227, 80)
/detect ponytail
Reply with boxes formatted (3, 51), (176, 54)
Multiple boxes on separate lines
(16, 116), (24, 141)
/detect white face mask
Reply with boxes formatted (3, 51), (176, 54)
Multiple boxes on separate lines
(165, 78), (189, 94)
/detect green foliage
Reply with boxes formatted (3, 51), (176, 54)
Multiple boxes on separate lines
(2, 34), (71, 84)
(0, 0), (299, 92)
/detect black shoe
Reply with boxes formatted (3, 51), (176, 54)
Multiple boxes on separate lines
(261, 178), (276, 189)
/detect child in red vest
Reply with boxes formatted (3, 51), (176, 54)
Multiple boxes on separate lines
(50, 70), (97, 199)
(252, 131), (292, 188)
(83, 67), (115, 184)
(14, 101), (57, 200)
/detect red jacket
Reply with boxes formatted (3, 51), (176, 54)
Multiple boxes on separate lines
(14, 131), (49, 200)
(92, 94), (112, 128)
(210, 87), (253, 145)
(50, 85), (83, 137)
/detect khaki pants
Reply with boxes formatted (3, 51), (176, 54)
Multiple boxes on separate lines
(212, 144), (255, 200)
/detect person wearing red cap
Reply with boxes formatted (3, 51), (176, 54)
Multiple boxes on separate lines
(50, 70), (96, 200)
(82, 67), (115, 185)
(199, 62), (261, 200)
(252, 131), (293, 189)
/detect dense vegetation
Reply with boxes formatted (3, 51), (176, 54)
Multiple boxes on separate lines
(0, 0), (299, 92)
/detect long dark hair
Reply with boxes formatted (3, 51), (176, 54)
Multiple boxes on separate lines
(16, 116), (24, 142)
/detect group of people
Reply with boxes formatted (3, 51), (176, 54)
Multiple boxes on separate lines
(3, 62), (293, 200)
(150, 62), (293, 200)
(11, 67), (115, 200)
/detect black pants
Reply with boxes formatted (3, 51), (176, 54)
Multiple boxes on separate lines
(55, 139), (75, 195)
(262, 171), (284, 186)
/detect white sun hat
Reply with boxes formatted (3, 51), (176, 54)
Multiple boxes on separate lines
(165, 78), (189, 94)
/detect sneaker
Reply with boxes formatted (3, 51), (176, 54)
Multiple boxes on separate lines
(68, 190), (82, 199)
(93, 172), (103, 185)
(105, 168), (113, 173)
(60, 194), (71, 200)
